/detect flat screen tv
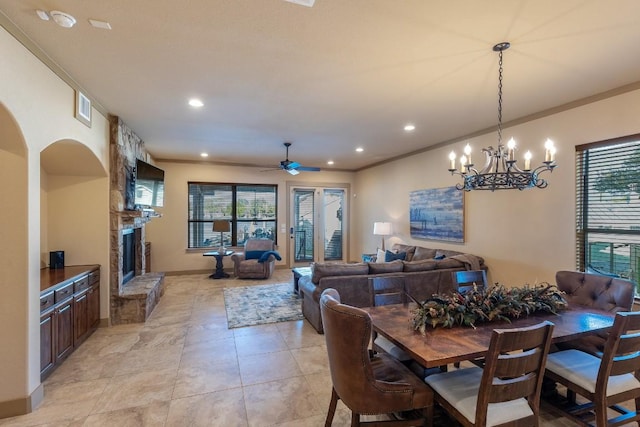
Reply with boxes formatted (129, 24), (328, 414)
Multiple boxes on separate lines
(134, 159), (164, 208)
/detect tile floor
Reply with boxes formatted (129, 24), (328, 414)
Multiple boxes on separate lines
(0, 269), (597, 426)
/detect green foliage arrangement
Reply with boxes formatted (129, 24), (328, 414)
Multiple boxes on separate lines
(410, 283), (568, 334)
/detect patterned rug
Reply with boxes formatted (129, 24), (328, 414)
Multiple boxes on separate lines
(223, 283), (303, 328)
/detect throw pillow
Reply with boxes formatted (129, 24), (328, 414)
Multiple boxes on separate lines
(434, 254), (446, 260)
(245, 250), (265, 260)
(385, 250), (406, 262)
(376, 248), (387, 263)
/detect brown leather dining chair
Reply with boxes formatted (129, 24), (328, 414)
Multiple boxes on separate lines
(425, 321), (554, 427)
(544, 311), (640, 427)
(320, 288), (433, 427)
(369, 276), (412, 362)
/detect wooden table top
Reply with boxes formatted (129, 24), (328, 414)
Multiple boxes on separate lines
(364, 304), (615, 368)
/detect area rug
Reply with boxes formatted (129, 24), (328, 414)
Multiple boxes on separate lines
(223, 283), (303, 328)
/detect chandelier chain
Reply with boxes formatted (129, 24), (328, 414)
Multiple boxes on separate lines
(497, 49), (504, 146)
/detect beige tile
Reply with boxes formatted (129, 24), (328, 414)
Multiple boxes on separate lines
(92, 369), (177, 413)
(180, 336), (238, 368)
(238, 350), (302, 386)
(113, 344), (183, 376)
(44, 351), (122, 386)
(82, 401), (169, 427)
(290, 345), (330, 375)
(185, 320), (235, 344)
(165, 388), (248, 427)
(232, 323), (280, 337)
(277, 320), (326, 349)
(242, 376), (323, 427)
(173, 359), (242, 399)
(234, 331), (289, 357)
(130, 324), (188, 350)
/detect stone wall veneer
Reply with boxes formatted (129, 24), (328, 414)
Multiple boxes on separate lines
(109, 115), (164, 324)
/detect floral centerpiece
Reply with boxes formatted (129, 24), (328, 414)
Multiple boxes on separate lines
(410, 283), (568, 334)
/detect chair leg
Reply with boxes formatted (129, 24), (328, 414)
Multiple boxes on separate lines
(594, 398), (608, 427)
(325, 388), (339, 427)
(351, 411), (360, 427)
(567, 389), (576, 405)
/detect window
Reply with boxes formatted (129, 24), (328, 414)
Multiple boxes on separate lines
(576, 135), (640, 292)
(188, 183), (277, 248)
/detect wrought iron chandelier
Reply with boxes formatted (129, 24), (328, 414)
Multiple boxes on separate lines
(448, 42), (557, 191)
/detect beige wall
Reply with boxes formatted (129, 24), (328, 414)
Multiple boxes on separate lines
(146, 161), (355, 273)
(355, 88), (640, 287)
(0, 26), (110, 410)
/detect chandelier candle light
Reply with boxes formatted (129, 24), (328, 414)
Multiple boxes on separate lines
(448, 42), (557, 191)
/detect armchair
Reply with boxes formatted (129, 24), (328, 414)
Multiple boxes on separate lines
(230, 238), (279, 279)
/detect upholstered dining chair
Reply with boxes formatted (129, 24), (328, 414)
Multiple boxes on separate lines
(369, 276), (412, 363)
(555, 270), (634, 356)
(425, 321), (554, 427)
(230, 238), (278, 279)
(452, 270), (488, 294)
(319, 288), (433, 427)
(544, 311), (640, 427)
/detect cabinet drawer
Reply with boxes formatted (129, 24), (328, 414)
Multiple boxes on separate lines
(88, 270), (100, 286)
(40, 291), (54, 312)
(55, 282), (74, 302)
(74, 276), (89, 293)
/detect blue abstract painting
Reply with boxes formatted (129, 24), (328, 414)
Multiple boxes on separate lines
(409, 187), (464, 242)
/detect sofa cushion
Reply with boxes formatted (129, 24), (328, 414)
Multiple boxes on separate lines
(412, 247), (437, 261)
(312, 262), (369, 284)
(369, 260), (404, 274)
(403, 259), (437, 272)
(385, 250), (406, 262)
(392, 244), (416, 261)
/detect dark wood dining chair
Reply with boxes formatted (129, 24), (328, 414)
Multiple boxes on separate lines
(544, 311), (640, 427)
(369, 276), (412, 362)
(320, 288), (433, 427)
(425, 320), (554, 427)
(452, 270), (488, 294)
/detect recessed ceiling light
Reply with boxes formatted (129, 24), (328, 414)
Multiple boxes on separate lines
(404, 124), (416, 132)
(188, 98), (204, 108)
(284, 0), (316, 7)
(36, 10), (50, 21)
(89, 19), (112, 30)
(356, 147), (364, 152)
(327, 160), (334, 165)
(50, 10), (76, 28)
(200, 153), (208, 158)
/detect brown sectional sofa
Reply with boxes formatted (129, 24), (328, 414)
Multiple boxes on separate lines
(298, 243), (486, 333)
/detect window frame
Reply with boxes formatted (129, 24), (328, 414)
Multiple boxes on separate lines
(575, 134), (640, 293)
(188, 182), (278, 249)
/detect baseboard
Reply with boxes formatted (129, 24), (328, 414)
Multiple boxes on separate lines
(0, 383), (43, 419)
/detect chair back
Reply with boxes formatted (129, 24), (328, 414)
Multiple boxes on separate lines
(477, 321), (555, 426)
(598, 311), (640, 385)
(452, 270), (488, 294)
(369, 276), (406, 306)
(556, 270), (634, 312)
(244, 238), (275, 252)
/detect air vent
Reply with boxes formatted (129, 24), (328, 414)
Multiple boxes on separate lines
(284, 0), (316, 7)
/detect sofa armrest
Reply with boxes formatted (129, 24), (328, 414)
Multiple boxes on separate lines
(230, 253), (246, 263)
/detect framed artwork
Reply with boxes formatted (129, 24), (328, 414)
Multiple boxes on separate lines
(409, 186), (464, 242)
(75, 89), (92, 127)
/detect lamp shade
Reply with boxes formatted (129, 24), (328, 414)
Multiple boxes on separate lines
(373, 222), (391, 236)
(212, 220), (231, 233)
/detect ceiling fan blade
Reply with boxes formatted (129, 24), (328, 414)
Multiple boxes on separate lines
(287, 161), (300, 170)
(286, 168), (300, 176)
(296, 166), (321, 172)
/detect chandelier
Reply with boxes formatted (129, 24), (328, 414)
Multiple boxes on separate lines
(448, 42), (557, 191)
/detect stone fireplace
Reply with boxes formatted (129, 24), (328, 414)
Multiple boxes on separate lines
(109, 115), (164, 324)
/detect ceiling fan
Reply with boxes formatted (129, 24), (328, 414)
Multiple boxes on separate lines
(275, 142), (321, 175)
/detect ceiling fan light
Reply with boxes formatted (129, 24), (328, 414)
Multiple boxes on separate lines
(50, 11), (76, 28)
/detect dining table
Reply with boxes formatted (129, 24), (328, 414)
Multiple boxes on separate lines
(364, 303), (616, 369)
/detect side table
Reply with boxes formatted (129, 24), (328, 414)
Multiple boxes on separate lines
(203, 250), (234, 279)
(292, 266), (312, 295)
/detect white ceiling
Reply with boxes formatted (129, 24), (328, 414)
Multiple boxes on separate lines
(2, 0), (640, 171)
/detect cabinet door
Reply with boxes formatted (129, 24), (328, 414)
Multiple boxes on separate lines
(74, 290), (89, 345)
(55, 299), (74, 363)
(40, 309), (56, 379)
(87, 283), (100, 330)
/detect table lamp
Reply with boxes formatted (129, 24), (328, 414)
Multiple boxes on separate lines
(212, 220), (231, 253)
(373, 222), (391, 251)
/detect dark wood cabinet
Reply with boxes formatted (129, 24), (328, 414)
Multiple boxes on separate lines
(40, 265), (100, 380)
